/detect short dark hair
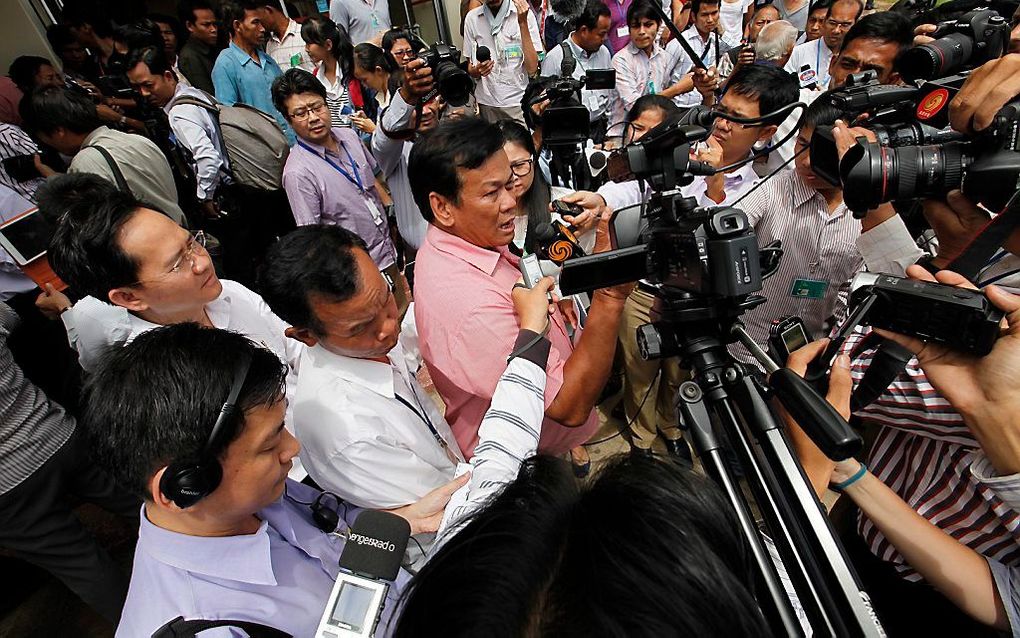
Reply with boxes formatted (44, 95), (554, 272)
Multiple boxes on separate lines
(218, 0), (260, 36)
(573, 0), (611, 31)
(62, 2), (115, 38)
(20, 86), (101, 136)
(395, 455), (768, 637)
(691, 0), (722, 16)
(83, 324), (289, 500)
(827, 0), (864, 20)
(271, 68), (328, 120)
(47, 23), (78, 53)
(179, 0), (215, 27)
(839, 10), (912, 54)
(627, 0), (661, 26)
(803, 89), (845, 129)
(8, 56), (54, 93)
(259, 226), (368, 333)
(723, 64), (799, 125)
(626, 94), (678, 124)
(301, 17), (354, 83)
(407, 116), (505, 224)
(808, 0), (832, 13)
(126, 45), (173, 77)
(40, 174), (146, 300)
(114, 18), (163, 50)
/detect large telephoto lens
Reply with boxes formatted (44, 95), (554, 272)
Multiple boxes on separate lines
(433, 60), (473, 107)
(839, 140), (966, 211)
(899, 32), (974, 82)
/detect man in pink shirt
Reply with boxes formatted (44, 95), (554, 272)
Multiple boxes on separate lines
(408, 116), (629, 466)
(408, 115), (628, 467)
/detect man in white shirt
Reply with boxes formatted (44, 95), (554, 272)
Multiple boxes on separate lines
(784, 0), (861, 89)
(257, 2), (315, 71)
(672, 0), (723, 107)
(540, 0), (613, 135)
(329, 0), (391, 44)
(463, 0), (543, 124)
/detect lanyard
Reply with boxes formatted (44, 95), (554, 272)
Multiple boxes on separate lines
(815, 39), (827, 84)
(393, 391), (448, 449)
(297, 140), (365, 193)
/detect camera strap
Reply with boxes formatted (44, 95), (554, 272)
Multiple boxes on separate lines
(849, 337), (914, 413)
(151, 616), (291, 638)
(943, 189), (1020, 282)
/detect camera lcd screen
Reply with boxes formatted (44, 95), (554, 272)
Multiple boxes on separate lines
(781, 323), (808, 354)
(0, 208), (53, 265)
(328, 581), (376, 632)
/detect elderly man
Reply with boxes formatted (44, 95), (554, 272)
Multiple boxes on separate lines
(755, 20), (798, 67)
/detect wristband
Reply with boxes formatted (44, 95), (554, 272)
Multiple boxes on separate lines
(831, 462), (868, 491)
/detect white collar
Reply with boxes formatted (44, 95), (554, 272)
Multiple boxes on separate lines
(307, 341), (409, 399)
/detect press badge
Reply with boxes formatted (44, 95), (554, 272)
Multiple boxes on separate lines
(504, 43), (524, 63)
(290, 53), (302, 68)
(617, 26), (628, 37)
(365, 198), (385, 226)
(790, 278), (829, 299)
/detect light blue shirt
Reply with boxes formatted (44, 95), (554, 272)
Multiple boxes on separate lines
(116, 480), (408, 638)
(212, 41), (294, 144)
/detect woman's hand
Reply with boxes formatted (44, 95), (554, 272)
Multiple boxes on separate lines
(351, 111), (376, 134)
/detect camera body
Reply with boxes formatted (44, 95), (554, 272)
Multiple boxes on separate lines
(538, 69), (616, 148)
(419, 43), (474, 107)
(899, 9), (1009, 82)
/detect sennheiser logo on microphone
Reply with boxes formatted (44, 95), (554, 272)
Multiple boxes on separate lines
(349, 532), (397, 552)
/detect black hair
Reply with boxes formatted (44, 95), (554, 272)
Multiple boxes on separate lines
(20, 86), (101, 136)
(395, 455), (770, 637)
(691, 0), (722, 16)
(753, 2), (780, 17)
(723, 64), (799, 126)
(179, 0), (216, 27)
(381, 27), (422, 54)
(219, 0), (260, 37)
(803, 89), (845, 129)
(8, 56), (55, 93)
(114, 19), (164, 51)
(271, 68), (328, 120)
(627, 0), (662, 26)
(148, 13), (184, 51)
(626, 94), (678, 124)
(39, 173), (144, 301)
(62, 1), (115, 38)
(301, 16), (355, 84)
(827, 0), (865, 19)
(354, 42), (398, 75)
(839, 10), (912, 54)
(408, 116), (506, 224)
(808, 0), (832, 12)
(126, 45), (174, 77)
(47, 23), (78, 53)
(82, 323), (289, 501)
(497, 120), (552, 254)
(573, 0), (611, 31)
(258, 226), (369, 334)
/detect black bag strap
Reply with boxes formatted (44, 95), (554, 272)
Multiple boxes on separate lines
(944, 190), (1020, 282)
(151, 616), (292, 638)
(559, 39), (576, 77)
(83, 143), (132, 195)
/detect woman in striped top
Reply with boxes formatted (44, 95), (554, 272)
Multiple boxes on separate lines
(302, 16), (354, 124)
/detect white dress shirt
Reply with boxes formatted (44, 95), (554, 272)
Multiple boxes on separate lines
(463, 0), (543, 109)
(371, 94), (427, 249)
(165, 83), (231, 201)
(784, 37), (834, 89)
(682, 155), (760, 207)
(294, 340), (464, 510)
(610, 40), (682, 129)
(673, 28), (721, 107)
(540, 34), (613, 122)
(266, 19), (314, 72)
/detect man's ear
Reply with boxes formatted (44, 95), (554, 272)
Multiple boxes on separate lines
(757, 124), (778, 144)
(149, 466), (180, 510)
(888, 71), (903, 86)
(108, 286), (148, 312)
(430, 192), (456, 230)
(285, 325), (319, 347)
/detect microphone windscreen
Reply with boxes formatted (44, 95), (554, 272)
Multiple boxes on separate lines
(338, 510), (410, 582)
(477, 46), (491, 62)
(589, 151), (607, 170)
(534, 222), (558, 242)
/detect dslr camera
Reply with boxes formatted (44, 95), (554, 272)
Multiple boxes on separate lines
(533, 69), (616, 148)
(899, 9), (1009, 82)
(418, 43), (474, 107)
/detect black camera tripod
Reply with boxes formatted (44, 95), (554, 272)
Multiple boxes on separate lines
(639, 290), (885, 637)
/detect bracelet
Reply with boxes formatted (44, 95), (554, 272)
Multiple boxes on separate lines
(830, 462), (868, 492)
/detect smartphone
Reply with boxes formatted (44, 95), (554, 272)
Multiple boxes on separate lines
(768, 315), (809, 366)
(551, 200), (584, 218)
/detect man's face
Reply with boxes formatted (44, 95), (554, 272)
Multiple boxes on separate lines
(749, 6), (779, 40)
(155, 20), (177, 57)
(284, 92), (332, 145)
(59, 41), (88, 69)
(432, 151), (518, 249)
(187, 8), (219, 46)
(36, 128), (80, 155)
(111, 208), (222, 314)
(202, 398), (300, 515)
(233, 9), (265, 48)
(127, 62), (176, 107)
(576, 16), (611, 52)
(829, 37), (901, 88)
(794, 124), (838, 192)
(389, 38), (417, 69)
(628, 17), (661, 50)
(694, 2), (720, 36)
(626, 107), (667, 144)
(34, 64), (64, 90)
(805, 7), (827, 42)
(417, 96), (445, 131)
(711, 90), (775, 162)
(822, 1), (858, 51)
(294, 249), (401, 359)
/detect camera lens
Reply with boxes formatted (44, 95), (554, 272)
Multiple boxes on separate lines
(433, 60), (473, 107)
(899, 32), (974, 82)
(840, 140), (966, 211)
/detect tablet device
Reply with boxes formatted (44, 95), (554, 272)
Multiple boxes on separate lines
(0, 207), (53, 266)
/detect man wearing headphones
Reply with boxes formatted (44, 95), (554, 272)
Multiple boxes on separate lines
(83, 324), (465, 638)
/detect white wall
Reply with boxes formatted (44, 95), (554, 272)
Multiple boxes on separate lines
(0, 0), (55, 69)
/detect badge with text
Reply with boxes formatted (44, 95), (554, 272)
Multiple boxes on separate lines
(789, 278), (829, 299)
(504, 43), (524, 63)
(617, 26), (629, 38)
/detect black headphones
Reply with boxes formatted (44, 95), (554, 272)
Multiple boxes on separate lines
(159, 352), (253, 509)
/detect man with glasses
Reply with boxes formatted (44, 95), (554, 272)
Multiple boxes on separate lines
(784, 0), (862, 89)
(272, 68), (408, 313)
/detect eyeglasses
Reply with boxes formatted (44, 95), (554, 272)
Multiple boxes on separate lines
(713, 106), (763, 130)
(391, 48), (415, 60)
(131, 231), (208, 286)
(289, 101), (329, 121)
(825, 18), (854, 30)
(511, 158), (534, 177)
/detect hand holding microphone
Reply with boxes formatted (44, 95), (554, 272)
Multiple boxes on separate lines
(470, 46), (494, 79)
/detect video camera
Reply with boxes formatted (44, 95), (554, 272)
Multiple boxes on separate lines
(810, 70), (1020, 215)
(418, 42), (474, 107)
(534, 69), (616, 148)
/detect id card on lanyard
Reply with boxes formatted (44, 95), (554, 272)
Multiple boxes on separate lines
(298, 139), (384, 226)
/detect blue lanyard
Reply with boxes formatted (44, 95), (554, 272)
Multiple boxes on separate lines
(298, 139), (365, 193)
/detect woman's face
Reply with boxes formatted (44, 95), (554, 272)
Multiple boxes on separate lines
(503, 141), (534, 203)
(355, 65), (388, 93)
(305, 41), (329, 64)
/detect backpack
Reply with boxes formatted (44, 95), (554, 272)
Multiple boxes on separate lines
(168, 92), (289, 190)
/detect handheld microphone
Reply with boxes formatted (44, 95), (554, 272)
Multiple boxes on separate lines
(315, 510), (410, 638)
(535, 220), (586, 264)
(476, 46), (491, 63)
